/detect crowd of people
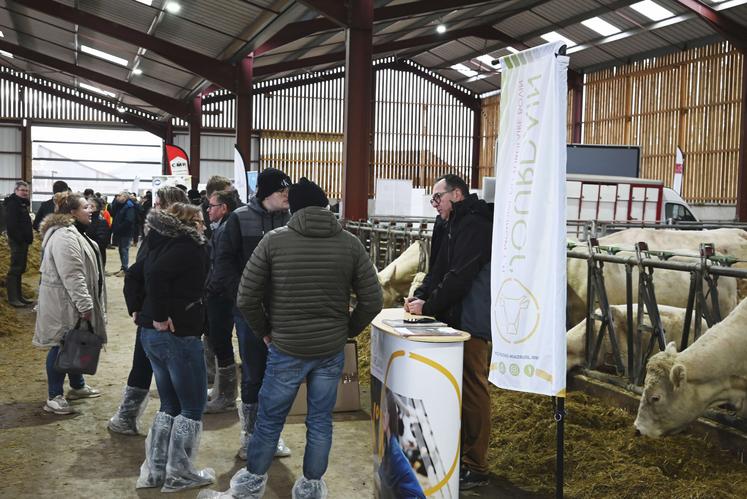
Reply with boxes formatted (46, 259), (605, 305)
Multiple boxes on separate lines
(2, 170), (494, 496)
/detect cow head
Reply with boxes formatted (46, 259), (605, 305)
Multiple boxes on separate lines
(634, 342), (699, 437)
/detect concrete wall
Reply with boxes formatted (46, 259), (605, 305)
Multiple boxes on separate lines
(689, 203), (737, 221)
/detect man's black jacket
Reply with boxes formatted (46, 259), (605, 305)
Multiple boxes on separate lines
(4, 193), (33, 244)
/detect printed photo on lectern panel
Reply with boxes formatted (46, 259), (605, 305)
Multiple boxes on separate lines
(372, 378), (448, 499)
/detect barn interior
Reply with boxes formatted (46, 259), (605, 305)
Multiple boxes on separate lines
(2, 0), (747, 498)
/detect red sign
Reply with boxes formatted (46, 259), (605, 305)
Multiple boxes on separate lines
(165, 144), (190, 176)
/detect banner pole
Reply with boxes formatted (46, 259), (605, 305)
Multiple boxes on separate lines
(555, 396), (565, 499)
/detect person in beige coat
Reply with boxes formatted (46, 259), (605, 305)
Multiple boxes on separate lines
(33, 192), (107, 415)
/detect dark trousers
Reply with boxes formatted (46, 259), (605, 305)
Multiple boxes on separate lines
(126, 327), (153, 390)
(461, 337), (492, 474)
(206, 294), (236, 367)
(234, 308), (268, 404)
(7, 238), (28, 280)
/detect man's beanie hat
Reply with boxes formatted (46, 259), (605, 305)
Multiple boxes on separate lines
(256, 168), (291, 201)
(288, 177), (329, 213)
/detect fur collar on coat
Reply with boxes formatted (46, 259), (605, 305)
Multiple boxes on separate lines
(146, 209), (206, 245)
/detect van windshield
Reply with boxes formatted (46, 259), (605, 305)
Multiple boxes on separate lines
(665, 203), (696, 222)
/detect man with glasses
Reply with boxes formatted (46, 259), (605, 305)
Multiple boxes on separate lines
(213, 168), (293, 459)
(4, 180), (34, 307)
(405, 173), (494, 490)
(203, 190), (239, 413)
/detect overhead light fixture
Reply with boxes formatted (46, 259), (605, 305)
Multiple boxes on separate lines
(136, 0), (153, 5)
(541, 31), (577, 47)
(81, 45), (129, 66)
(451, 63), (478, 78)
(436, 24), (447, 34)
(506, 46), (520, 54)
(630, 1), (674, 21)
(165, 2), (181, 13)
(582, 17), (621, 36)
(132, 68), (143, 75)
(476, 54), (500, 70)
(79, 82), (116, 98)
(0, 50), (12, 59)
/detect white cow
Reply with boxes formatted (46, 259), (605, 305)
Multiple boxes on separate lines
(634, 298), (747, 437)
(567, 246), (738, 327)
(566, 304), (709, 372)
(378, 242), (425, 308)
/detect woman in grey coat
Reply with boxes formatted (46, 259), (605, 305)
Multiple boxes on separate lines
(33, 192), (107, 415)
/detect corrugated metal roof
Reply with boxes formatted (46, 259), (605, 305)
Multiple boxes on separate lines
(532, 0), (602, 24)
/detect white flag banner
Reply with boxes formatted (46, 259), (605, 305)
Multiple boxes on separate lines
(489, 41), (568, 397)
(234, 145), (249, 203)
(673, 147), (684, 196)
(131, 176), (140, 194)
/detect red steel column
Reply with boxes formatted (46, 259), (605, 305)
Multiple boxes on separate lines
(470, 100), (482, 189)
(162, 119), (173, 175)
(189, 95), (202, 189)
(738, 58), (747, 221)
(342, 0), (373, 220)
(236, 55), (253, 171)
(569, 69), (584, 144)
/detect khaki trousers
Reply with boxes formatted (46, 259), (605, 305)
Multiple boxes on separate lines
(461, 337), (491, 474)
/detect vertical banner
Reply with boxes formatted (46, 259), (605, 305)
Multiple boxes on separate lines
(490, 41), (568, 397)
(131, 175), (140, 195)
(234, 144), (249, 203)
(673, 146), (684, 196)
(164, 144), (190, 176)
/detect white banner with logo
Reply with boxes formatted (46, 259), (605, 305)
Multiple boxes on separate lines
(673, 146), (684, 196)
(489, 41), (568, 397)
(234, 145), (249, 203)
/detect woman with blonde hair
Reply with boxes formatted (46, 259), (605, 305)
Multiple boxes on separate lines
(125, 202), (214, 492)
(33, 192), (106, 415)
(109, 186), (188, 435)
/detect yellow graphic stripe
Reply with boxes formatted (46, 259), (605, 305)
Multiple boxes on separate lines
(408, 352), (461, 496)
(535, 369), (553, 383)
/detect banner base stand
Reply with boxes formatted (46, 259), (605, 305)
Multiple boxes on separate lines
(554, 396), (565, 499)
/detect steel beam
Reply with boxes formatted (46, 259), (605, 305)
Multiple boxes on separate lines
(255, 23), (513, 77)
(569, 69), (583, 143)
(0, 40), (190, 118)
(738, 59), (747, 221)
(471, 101), (482, 189)
(236, 56), (253, 171)
(342, 0), (373, 220)
(298, 0), (348, 27)
(673, 0), (747, 52)
(255, 0), (500, 56)
(13, 0), (238, 91)
(0, 69), (167, 137)
(190, 95), (202, 189)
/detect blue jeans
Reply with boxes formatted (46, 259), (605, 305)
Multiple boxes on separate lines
(140, 328), (207, 421)
(46, 346), (84, 399)
(234, 308), (268, 404)
(246, 344), (344, 479)
(117, 235), (132, 271)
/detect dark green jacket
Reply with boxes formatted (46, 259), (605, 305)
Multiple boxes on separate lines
(237, 206), (383, 359)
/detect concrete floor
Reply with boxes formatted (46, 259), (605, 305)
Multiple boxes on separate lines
(0, 246), (535, 498)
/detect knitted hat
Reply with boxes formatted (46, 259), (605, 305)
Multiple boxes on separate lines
(288, 177), (329, 213)
(256, 168), (291, 201)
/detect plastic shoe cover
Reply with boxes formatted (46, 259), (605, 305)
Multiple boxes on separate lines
(136, 412), (174, 488)
(275, 437), (292, 458)
(197, 469), (268, 499)
(108, 386), (149, 435)
(237, 403), (258, 460)
(161, 415), (215, 493)
(292, 477), (328, 499)
(205, 365), (238, 414)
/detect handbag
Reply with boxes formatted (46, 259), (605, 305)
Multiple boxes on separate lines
(54, 319), (103, 375)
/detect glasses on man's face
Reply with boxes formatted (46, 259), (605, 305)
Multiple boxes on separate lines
(430, 188), (454, 206)
(208, 203), (224, 209)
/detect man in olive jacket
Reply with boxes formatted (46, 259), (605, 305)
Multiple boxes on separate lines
(230, 178), (383, 498)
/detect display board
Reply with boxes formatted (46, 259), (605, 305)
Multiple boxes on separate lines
(566, 144), (640, 178)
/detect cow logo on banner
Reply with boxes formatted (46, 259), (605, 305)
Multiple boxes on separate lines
(489, 41), (568, 397)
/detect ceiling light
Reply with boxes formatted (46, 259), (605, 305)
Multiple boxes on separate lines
(132, 68), (143, 75)
(451, 63), (478, 78)
(436, 24), (446, 34)
(476, 54), (500, 69)
(136, 0), (153, 5)
(582, 17), (621, 36)
(79, 82), (116, 98)
(81, 45), (129, 66)
(165, 2), (181, 13)
(506, 46), (520, 54)
(540, 31), (577, 47)
(117, 106), (127, 113)
(631, 1), (674, 21)
(0, 50), (12, 59)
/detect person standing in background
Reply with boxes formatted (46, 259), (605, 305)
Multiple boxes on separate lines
(33, 180), (69, 232)
(4, 181), (34, 307)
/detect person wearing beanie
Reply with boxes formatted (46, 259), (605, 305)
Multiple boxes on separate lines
(203, 178), (382, 498)
(211, 167), (293, 459)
